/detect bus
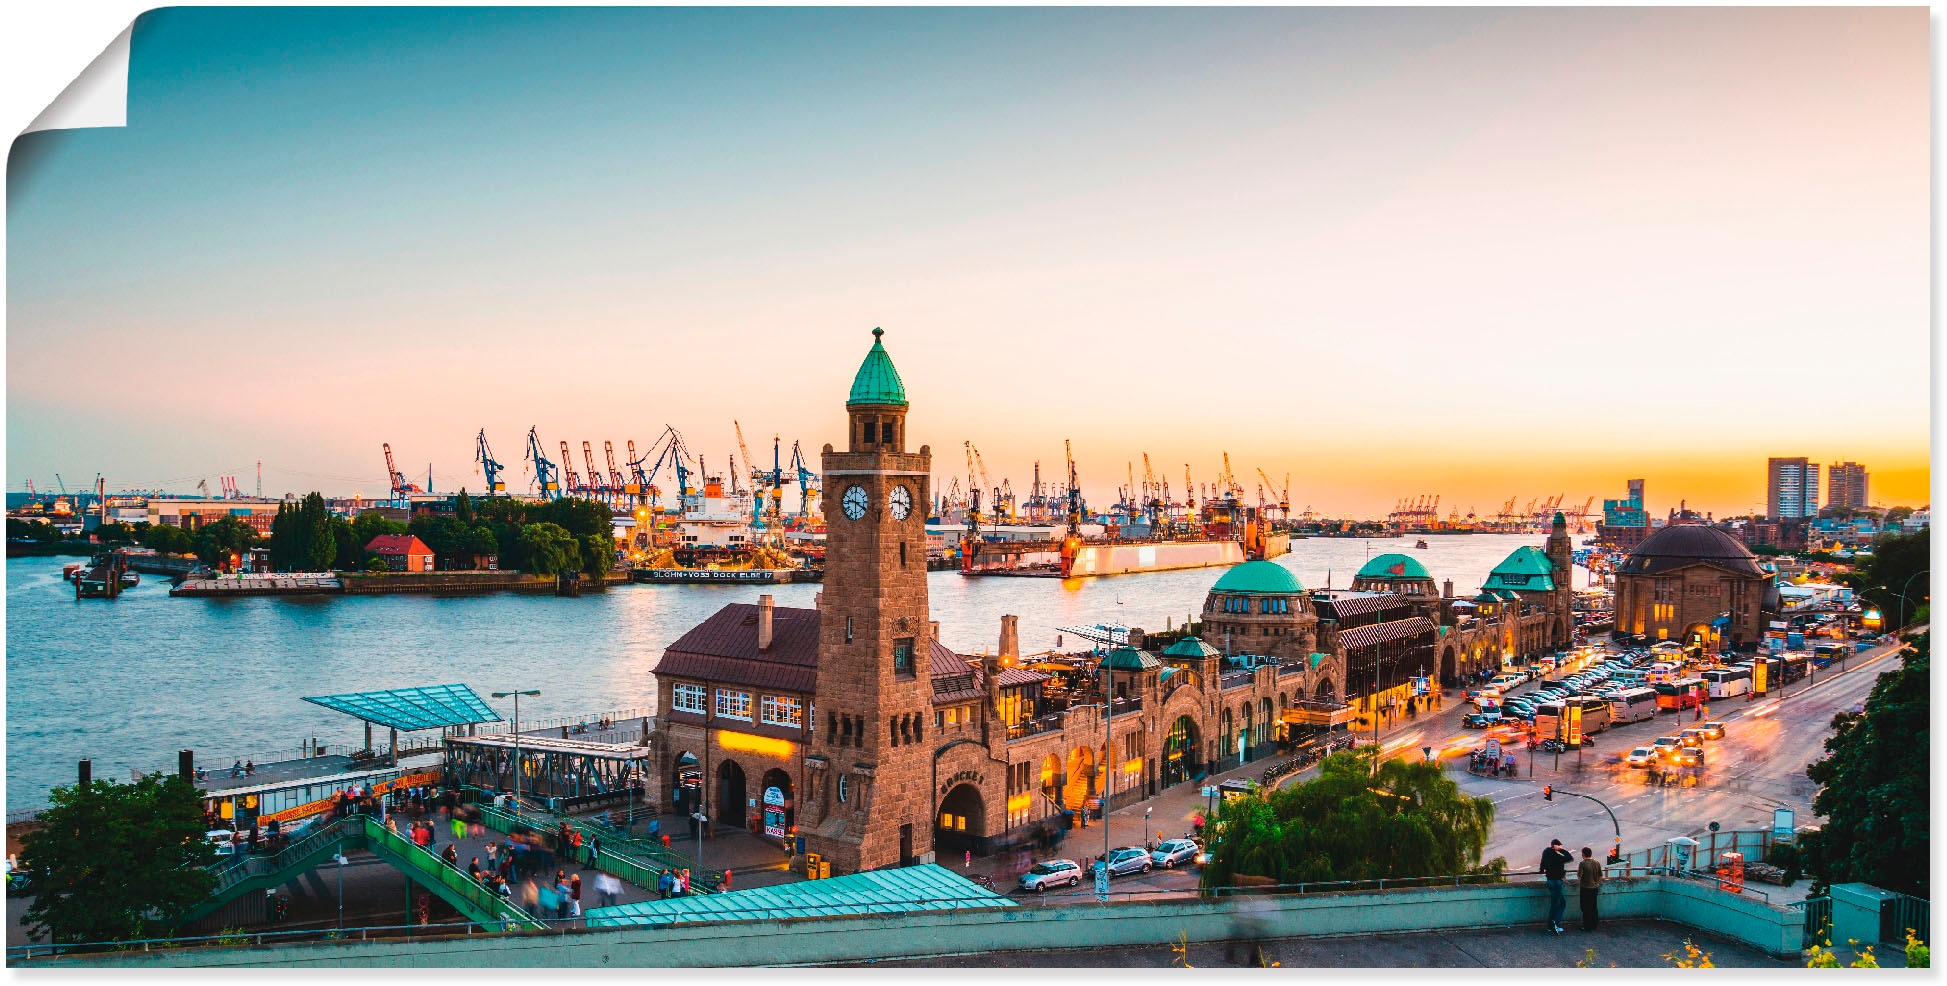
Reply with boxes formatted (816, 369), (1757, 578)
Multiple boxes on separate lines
(1650, 641), (1685, 659)
(1654, 677), (1705, 711)
(1701, 667), (1751, 700)
(1608, 687), (1659, 724)
(1536, 696), (1612, 741)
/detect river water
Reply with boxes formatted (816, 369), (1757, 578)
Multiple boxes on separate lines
(5, 533), (1582, 807)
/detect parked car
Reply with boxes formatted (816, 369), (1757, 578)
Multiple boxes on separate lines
(1625, 747), (1658, 768)
(1150, 839), (1200, 869)
(1463, 712), (1502, 729)
(1698, 721), (1726, 741)
(1092, 846), (1153, 879)
(1019, 858), (1083, 893)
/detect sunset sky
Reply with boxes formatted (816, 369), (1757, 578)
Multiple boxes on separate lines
(7, 7), (1929, 517)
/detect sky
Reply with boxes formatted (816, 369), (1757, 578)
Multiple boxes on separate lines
(6, 7), (1930, 518)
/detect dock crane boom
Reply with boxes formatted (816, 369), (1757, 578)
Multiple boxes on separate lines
(734, 421), (761, 491)
(475, 430), (507, 495)
(382, 443), (423, 498)
(605, 441), (625, 491)
(525, 428), (561, 499)
(1064, 439), (1081, 536)
(788, 440), (818, 522)
(559, 441), (583, 493)
(581, 441), (607, 500)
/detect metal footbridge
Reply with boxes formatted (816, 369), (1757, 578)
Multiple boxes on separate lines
(179, 813), (543, 929)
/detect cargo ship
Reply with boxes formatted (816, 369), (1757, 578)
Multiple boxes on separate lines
(959, 495), (1285, 578)
(624, 470), (818, 583)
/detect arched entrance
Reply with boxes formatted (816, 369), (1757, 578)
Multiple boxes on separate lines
(1260, 698), (1274, 749)
(935, 783), (987, 855)
(758, 768), (794, 844)
(1313, 678), (1335, 703)
(1063, 745), (1095, 810)
(717, 759), (747, 832)
(1040, 754), (1061, 810)
(1239, 704), (1255, 762)
(1162, 715), (1200, 788)
(672, 751), (700, 813)
(1438, 644), (1460, 685)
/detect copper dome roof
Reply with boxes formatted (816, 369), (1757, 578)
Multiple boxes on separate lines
(1619, 524), (1765, 577)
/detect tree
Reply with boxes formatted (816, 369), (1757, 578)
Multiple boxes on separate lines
(8, 518), (64, 542)
(268, 502), (300, 571)
(579, 531), (617, 576)
(518, 522), (578, 577)
(21, 773), (216, 946)
(347, 510), (407, 564)
(1802, 632), (1929, 898)
(1845, 528), (1929, 629)
(191, 516), (258, 567)
(299, 492), (337, 572)
(93, 522), (138, 544)
(139, 523), (191, 556)
(1200, 749), (1501, 887)
(455, 488), (473, 526)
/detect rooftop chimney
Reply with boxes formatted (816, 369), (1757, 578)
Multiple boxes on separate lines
(931, 620), (941, 639)
(813, 592), (823, 610)
(999, 615), (1019, 663)
(757, 594), (775, 652)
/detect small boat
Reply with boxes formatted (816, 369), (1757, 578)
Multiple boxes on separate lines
(62, 563), (84, 582)
(120, 571), (140, 589)
(1414, 539), (1430, 549)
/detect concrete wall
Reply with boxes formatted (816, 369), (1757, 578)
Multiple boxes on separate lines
(33, 876), (1806, 969)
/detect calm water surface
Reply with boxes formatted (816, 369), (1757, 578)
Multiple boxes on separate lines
(5, 533), (1582, 806)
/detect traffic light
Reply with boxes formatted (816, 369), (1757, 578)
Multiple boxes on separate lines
(1543, 785), (1554, 801)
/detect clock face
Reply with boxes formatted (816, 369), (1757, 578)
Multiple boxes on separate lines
(887, 484), (913, 520)
(841, 485), (869, 520)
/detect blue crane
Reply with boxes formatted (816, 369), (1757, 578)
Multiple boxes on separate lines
(788, 440), (819, 524)
(475, 429), (507, 495)
(524, 427), (561, 499)
(629, 425), (696, 510)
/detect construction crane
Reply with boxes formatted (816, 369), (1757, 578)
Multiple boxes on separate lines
(1184, 463), (1195, 514)
(559, 441), (583, 493)
(734, 421), (761, 491)
(475, 430), (507, 495)
(525, 428), (561, 499)
(1256, 467), (1290, 521)
(970, 444), (994, 514)
(382, 443), (423, 499)
(55, 474), (67, 496)
(963, 442), (983, 529)
(1219, 451), (1244, 499)
(1064, 439), (1082, 536)
(581, 441), (607, 501)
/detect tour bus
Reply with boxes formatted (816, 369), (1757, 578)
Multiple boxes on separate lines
(1650, 641), (1685, 659)
(1654, 677), (1706, 711)
(1535, 696), (1612, 741)
(1645, 662), (1682, 685)
(1608, 687), (1660, 724)
(1701, 667), (1752, 700)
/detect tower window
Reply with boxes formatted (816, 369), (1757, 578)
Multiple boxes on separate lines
(881, 421), (895, 445)
(846, 616), (854, 644)
(893, 637), (915, 677)
(900, 542), (907, 567)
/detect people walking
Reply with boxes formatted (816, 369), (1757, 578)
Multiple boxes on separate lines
(596, 872), (620, 907)
(1577, 846), (1603, 931)
(1540, 838), (1574, 934)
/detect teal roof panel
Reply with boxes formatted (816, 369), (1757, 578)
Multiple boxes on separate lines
(585, 863), (1012, 928)
(1483, 545), (1558, 592)
(847, 328), (909, 407)
(301, 684), (502, 732)
(1162, 637), (1222, 659)
(1102, 646), (1162, 671)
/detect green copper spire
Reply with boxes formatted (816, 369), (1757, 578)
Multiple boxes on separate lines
(847, 327), (909, 407)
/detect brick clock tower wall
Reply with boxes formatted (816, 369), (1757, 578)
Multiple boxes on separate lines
(800, 329), (937, 873)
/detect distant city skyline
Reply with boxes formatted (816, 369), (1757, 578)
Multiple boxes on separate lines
(7, 7), (1929, 517)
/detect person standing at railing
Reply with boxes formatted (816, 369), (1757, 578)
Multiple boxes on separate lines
(1577, 846), (1603, 931)
(1539, 838), (1573, 935)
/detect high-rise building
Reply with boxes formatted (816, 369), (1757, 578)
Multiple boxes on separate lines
(1766, 457), (1820, 520)
(1827, 462), (1869, 511)
(1597, 478), (1650, 549)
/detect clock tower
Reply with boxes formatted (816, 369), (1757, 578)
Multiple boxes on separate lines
(800, 328), (937, 872)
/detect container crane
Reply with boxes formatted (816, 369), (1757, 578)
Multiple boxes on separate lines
(525, 428), (561, 499)
(604, 441), (625, 492)
(1256, 468), (1290, 522)
(734, 421), (761, 492)
(788, 440), (819, 523)
(382, 443), (424, 499)
(475, 430), (508, 495)
(559, 441), (583, 493)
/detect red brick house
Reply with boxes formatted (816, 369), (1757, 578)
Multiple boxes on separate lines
(365, 534), (434, 572)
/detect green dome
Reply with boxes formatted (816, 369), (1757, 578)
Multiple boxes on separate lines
(846, 328), (908, 407)
(1356, 553), (1431, 581)
(1209, 560), (1303, 595)
(1101, 647), (1161, 671)
(1162, 637), (1222, 659)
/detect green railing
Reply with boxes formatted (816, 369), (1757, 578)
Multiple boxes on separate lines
(207, 815), (357, 895)
(477, 803), (723, 892)
(356, 815), (544, 930)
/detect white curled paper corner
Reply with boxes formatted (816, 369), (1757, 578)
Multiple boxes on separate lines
(23, 23), (133, 135)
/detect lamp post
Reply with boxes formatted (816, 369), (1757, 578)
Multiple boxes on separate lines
(491, 690), (541, 814)
(1102, 661), (1113, 902)
(332, 852), (347, 931)
(691, 811), (708, 878)
(1896, 569), (1930, 632)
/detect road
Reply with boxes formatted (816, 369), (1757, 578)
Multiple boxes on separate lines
(984, 632), (1917, 904)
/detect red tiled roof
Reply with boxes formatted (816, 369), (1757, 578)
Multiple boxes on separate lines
(365, 534), (432, 556)
(652, 603), (822, 693)
(930, 639), (972, 676)
(1338, 617), (1436, 651)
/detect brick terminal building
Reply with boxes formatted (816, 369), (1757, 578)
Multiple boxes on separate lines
(645, 330), (1578, 873)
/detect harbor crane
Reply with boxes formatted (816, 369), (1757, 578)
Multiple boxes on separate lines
(604, 441), (625, 492)
(55, 475), (67, 495)
(525, 427), (561, 499)
(1064, 439), (1082, 537)
(559, 441), (583, 493)
(582, 442), (608, 501)
(963, 442), (983, 530)
(382, 443), (424, 499)
(475, 430), (508, 495)
(734, 421), (762, 491)
(788, 440), (819, 523)
(1257, 467), (1290, 521)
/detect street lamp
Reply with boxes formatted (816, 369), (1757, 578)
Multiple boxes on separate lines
(332, 852), (348, 930)
(1896, 569), (1930, 632)
(691, 811), (708, 880)
(491, 690), (541, 813)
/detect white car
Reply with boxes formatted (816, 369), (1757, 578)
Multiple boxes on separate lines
(1150, 839), (1199, 869)
(1018, 858), (1083, 893)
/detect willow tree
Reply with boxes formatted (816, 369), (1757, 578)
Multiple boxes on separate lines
(1202, 749), (1502, 887)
